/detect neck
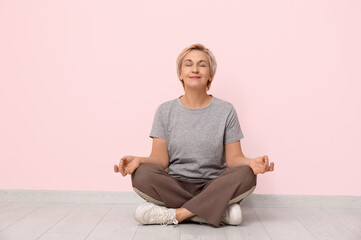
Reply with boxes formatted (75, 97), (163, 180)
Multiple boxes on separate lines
(180, 89), (212, 108)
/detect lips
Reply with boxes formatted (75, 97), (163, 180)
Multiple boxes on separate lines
(189, 76), (201, 79)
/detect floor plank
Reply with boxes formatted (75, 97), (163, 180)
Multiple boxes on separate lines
(253, 208), (316, 240)
(44, 203), (112, 235)
(0, 202), (43, 231)
(0, 203), (78, 240)
(37, 233), (87, 240)
(322, 208), (361, 238)
(179, 223), (226, 240)
(290, 208), (361, 240)
(133, 224), (181, 240)
(223, 207), (272, 240)
(85, 204), (139, 240)
(0, 203), (11, 210)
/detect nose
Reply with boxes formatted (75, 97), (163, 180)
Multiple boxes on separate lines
(191, 64), (199, 73)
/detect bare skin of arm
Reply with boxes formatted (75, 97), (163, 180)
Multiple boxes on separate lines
(225, 140), (275, 174)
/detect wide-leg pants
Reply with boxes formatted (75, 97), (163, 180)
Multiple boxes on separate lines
(131, 164), (257, 227)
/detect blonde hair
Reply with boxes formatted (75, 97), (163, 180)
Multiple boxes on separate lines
(176, 43), (217, 91)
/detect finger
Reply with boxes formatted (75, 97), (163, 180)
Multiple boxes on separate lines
(114, 164), (119, 173)
(123, 155), (132, 164)
(270, 162), (275, 171)
(259, 157), (267, 173)
(125, 163), (137, 175)
(265, 156), (269, 167)
(120, 162), (127, 176)
(119, 160), (126, 176)
(118, 158), (124, 167)
(125, 166), (133, 175)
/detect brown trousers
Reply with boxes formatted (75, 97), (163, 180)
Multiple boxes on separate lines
(131, 164), (257, 227)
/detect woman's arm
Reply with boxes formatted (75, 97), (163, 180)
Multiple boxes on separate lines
(226, 155), (253, 168)
(225, 141), (274, 174)
(137, 156), (168, 169)
(114, 137), (169, 176)
(224, 140), (249, 168)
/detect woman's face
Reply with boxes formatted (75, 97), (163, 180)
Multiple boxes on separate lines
(180, 50), (211, 90)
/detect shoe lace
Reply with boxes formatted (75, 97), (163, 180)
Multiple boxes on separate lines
(160, 219), (179, 226)
(150, 209), (178, 226)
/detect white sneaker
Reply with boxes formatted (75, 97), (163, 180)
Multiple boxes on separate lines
(189, 204), (242, 226)
(134, 202), (178, 225)
(221, 203), (242, 225)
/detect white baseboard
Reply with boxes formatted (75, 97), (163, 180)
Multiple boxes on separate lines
(0, 189), (142, 204)
(243, 194), (361, 208)
(0, 189), (360, 208)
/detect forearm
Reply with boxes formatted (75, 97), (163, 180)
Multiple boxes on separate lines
(227, 156), (253, 169)
(136, 156), (168, 169)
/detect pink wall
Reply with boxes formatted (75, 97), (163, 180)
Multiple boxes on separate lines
(0, 0), (360, 196)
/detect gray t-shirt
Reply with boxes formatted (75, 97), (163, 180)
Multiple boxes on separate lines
(149, 94), (244, 181)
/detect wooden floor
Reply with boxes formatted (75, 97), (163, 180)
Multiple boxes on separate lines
(0, 190), (360, 240)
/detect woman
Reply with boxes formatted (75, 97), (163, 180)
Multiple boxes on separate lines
(114, 43), (275, 228)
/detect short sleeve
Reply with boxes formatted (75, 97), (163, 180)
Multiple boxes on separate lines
(149, 105), (166, 139)
(224, 105), (244, 144)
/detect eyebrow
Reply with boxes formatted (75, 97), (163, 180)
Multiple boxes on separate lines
(184, 59), (207, 63)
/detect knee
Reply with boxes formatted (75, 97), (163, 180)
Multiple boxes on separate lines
(233, 165), (257, 188)
(131, 164), (164, 189)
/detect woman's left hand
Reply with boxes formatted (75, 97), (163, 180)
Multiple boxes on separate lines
(249, 155), (274, 175)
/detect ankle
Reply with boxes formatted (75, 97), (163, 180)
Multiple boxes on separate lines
(176, 208), (195, 223)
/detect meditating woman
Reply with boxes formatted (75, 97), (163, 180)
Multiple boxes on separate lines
(114, 43), (275, 227)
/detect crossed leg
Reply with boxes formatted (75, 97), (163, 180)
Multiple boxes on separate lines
(131, 164), (256, 227)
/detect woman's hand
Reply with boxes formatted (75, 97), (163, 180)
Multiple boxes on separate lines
(114, 155), (141, 176)
(249, 155), (274, 175)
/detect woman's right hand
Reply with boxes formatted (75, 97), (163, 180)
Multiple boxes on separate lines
(114, 155), (141, 176)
